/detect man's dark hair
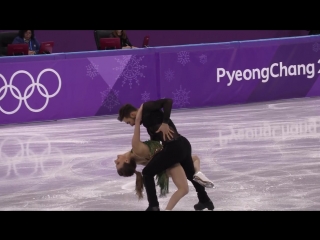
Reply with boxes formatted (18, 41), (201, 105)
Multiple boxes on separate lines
(117, 104), (137, 121)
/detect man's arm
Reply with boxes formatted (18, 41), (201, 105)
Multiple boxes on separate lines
(143, 98), (173, 124)
(143, 98), (174, 141)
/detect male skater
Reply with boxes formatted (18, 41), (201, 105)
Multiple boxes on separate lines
(117, 98), (214, 211)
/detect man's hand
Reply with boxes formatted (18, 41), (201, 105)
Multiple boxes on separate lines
(156, 123), (174, 141)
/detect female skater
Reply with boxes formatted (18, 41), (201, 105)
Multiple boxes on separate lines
(114, 105), (214, 210)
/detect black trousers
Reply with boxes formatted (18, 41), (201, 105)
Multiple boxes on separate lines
(142, 135), (211, 207)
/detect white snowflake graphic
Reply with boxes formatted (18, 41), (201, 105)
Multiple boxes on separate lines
(164, 69), (175, 82)
(199, 54), (207, 64)
(141, 91), (150, 102)
(177, 51), (190, 66)
(312, 42), (320, 52)
(86, 63), (99, 79)
(100, 87), (120, 111)
(172, 85), (190, 108)
(113, 55), (147, 89)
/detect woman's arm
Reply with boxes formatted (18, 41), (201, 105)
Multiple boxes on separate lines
(131, 104), (148, 152)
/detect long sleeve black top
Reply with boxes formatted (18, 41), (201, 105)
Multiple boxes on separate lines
(141, 98), (180, 142)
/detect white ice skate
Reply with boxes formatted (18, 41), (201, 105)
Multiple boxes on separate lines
(193, 171), (214, 188)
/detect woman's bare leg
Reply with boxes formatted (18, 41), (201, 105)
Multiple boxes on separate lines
(165, 164), (189, 210)
(192, 155), (200, 173)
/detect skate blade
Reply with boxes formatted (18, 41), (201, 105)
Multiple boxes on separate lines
(193, 176), (215, 188)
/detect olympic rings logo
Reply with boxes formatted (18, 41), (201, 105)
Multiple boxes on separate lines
(0, 68), (61, 115)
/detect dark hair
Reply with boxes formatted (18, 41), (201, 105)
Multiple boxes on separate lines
(117, 157), (144, 199)
(117, 104), (137, 121)
(111, 30), (127, 39)
(18, 30), (35, 40)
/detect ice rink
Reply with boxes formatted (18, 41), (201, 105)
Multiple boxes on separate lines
(1, 96), (319, 211)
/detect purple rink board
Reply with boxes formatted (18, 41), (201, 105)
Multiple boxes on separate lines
(1, 35), (320, 125)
